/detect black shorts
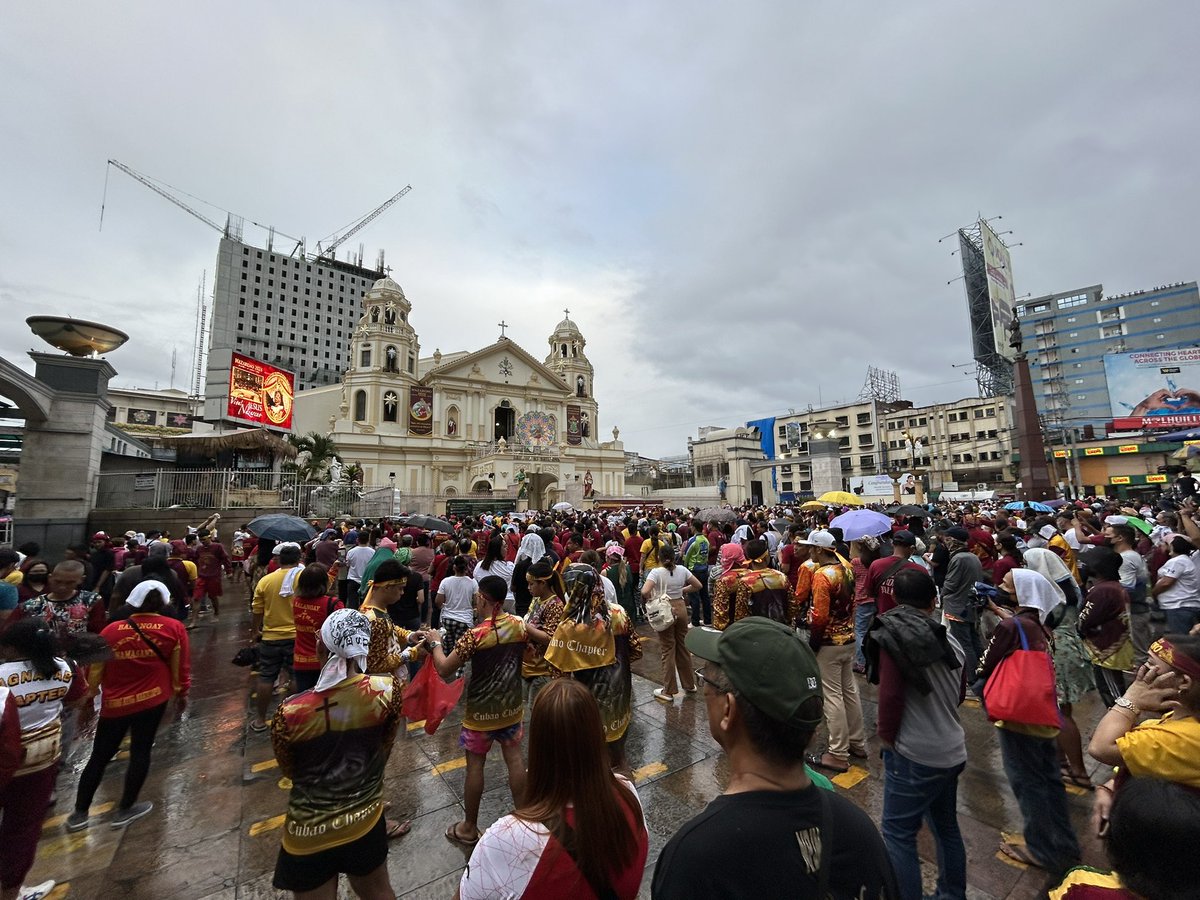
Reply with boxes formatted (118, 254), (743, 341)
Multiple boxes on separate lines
(273, 815), (388, 892)
(258, 639), (295, 681)
(293, 669), (319, 693)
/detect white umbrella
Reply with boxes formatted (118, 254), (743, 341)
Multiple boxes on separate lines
(552, 501), (575, 512)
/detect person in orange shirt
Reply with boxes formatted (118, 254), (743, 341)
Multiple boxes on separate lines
(804, 531), (866, 774)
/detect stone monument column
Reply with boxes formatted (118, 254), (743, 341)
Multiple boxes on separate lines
(807, 420), (843, 497)
(13, 353), (117, 556)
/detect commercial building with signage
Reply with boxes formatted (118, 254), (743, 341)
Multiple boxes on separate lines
(292, 277), (625, 509)
(1015, 281), (1200, 436)
(686, 394), (1016, 503)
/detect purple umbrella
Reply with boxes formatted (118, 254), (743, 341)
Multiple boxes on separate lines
(830, 509), (892, 542)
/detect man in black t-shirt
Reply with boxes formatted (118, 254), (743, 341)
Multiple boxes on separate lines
(652, 619), (897, 900)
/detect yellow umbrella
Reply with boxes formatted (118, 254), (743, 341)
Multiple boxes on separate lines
(800, 500), (827, 512)
(817, 491), (864, 507)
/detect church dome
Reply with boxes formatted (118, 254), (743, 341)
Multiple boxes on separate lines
(367, 276), (406, 300)
(551, 311), (582, 336)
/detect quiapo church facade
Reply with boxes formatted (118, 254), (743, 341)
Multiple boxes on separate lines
(292, 276), (627, 510)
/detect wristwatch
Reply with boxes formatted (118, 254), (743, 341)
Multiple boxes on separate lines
(427, 641), (441, 650)
(1114, 697), (1139, 717)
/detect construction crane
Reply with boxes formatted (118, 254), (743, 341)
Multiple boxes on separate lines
(102, 159), (229, 234)
(317, 185), (412, 258)
(101, 159), (306, 255)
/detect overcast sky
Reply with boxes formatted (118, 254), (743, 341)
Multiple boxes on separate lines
(2, 3), (1197, 456)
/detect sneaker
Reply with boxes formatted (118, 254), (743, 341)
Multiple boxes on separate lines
(110, 801), (153, 828)
(653, 688), (676, 703)
(65, 810), (89, 832)
(18, 880), (56, 900)
(683, 685), (698, 694)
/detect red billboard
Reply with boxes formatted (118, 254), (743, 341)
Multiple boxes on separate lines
(227, 352), (294, 430)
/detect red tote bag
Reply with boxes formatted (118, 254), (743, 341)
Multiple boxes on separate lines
(982, 618), (1061, 729)
(400, 662), (464, 735)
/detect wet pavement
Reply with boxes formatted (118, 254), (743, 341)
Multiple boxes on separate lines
(28, 593), (1109, 899)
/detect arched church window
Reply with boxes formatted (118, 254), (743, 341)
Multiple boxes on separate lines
(384, 346), (398, 373)
(561, 343), (568, 358)
(354, 390), (367, 422)
(446, 405), (460, 437)
(383, 391), (398, 422)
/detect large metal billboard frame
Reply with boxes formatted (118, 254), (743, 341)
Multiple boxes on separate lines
(979, 219), (1017, 362)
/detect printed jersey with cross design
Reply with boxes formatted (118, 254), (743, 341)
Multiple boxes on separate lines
(271, 673), (404, 855)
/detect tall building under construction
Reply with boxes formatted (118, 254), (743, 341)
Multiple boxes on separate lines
(203, 234), (385, 421)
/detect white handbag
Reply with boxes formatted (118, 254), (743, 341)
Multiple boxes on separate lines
(645, 591), (675, 632)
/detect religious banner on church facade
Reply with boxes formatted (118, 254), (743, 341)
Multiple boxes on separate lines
(566, 404), (582, 445)
(408, 386), (433, 435)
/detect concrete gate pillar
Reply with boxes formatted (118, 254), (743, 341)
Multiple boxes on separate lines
(12, 353), (116, 557)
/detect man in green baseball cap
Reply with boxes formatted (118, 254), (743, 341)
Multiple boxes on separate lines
(652, 618), (897, 899)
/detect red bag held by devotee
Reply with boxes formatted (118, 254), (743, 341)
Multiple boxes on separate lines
(400, 661), (464, 735)
(982, 618), (1061, 729)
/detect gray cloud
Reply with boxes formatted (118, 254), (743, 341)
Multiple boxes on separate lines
(2, 2), (1197, 455)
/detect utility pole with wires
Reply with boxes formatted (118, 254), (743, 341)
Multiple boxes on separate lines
(190, 271), (208, 401)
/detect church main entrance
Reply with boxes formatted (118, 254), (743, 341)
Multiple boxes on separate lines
(494, 401), (515, 442)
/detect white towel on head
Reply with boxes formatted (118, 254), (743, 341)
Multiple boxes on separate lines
(127, 579), (170, 609)
(1012, 568), (1064, 624)
(314, 608), (373, 692)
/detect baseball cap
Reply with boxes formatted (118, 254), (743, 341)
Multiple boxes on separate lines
(797, 530), (836, 549)
(945, 526), (970, 542)
(891, 530), (916, 547)
(91, 531), (108, 540)
(686, 619), (824, 727)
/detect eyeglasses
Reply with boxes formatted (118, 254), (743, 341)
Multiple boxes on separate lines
(694, 668), (730, 693)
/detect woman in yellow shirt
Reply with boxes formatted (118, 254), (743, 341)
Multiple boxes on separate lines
(1088, 634), (1200, 841)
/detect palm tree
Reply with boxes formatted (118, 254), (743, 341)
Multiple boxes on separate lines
(287, 431), (339, 483)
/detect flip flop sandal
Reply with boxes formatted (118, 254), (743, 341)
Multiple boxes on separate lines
(445, 822), (479, 846)
(805, 753), (849, 774)
(386, 818), (412, 840)
(1063, 772), (1095, 790)
(249, 721), (269, 734)
(999, 842), (1045, 869)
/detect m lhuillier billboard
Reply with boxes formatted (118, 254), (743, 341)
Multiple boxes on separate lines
(1105, 347), (1200, 431)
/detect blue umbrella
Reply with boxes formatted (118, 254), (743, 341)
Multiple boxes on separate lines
(1004, 501), (1054, 514)
(830, 509), (892, 542)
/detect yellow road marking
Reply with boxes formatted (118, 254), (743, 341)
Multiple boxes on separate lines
(44, 801), (115, 830)
(633, 762), (668, 783)
(831, 766), (869, 789)
(431, 757), (468, 776)
(250, 758), (279, 773)
(962, 697), (981, 708)
(278, 777), (293, 790)
(249, 814), (286, 836)
(37, 830), (98, 858)
(46, 885), (71, 900)
(407, 719), (427, 731)
(115, 750), (130, 761)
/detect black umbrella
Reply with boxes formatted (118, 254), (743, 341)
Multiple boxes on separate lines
(893, 504), (931, 518)
(403, 514), (454, 533)
(246, 513), (317, 543)
(695, 506), (737, 524)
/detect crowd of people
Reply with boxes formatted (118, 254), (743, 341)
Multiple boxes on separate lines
(0, 486), (1199, 898)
